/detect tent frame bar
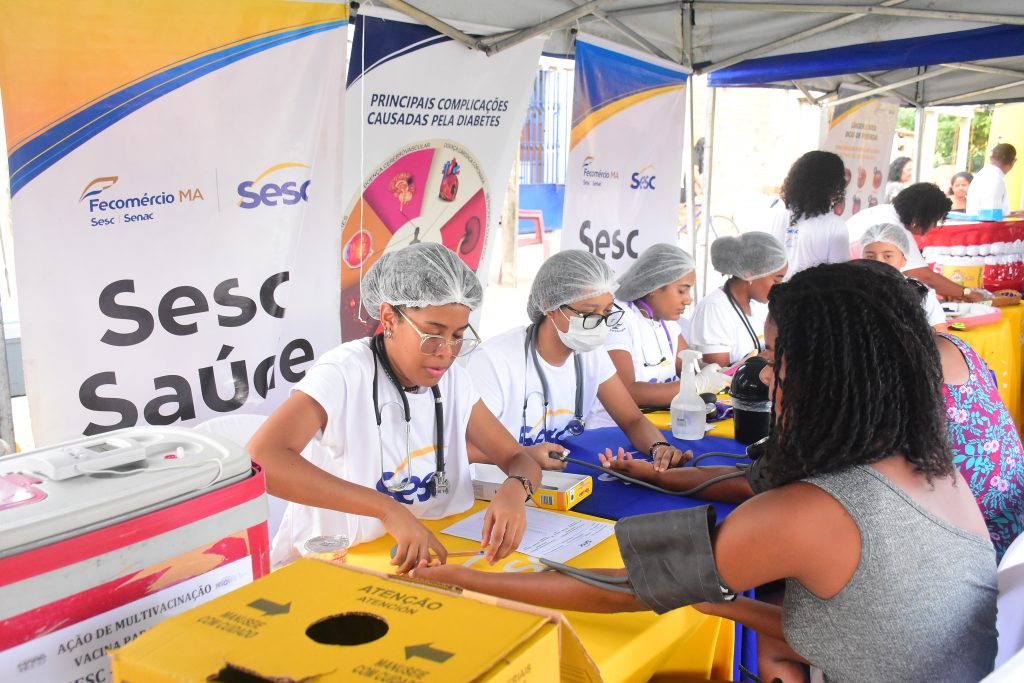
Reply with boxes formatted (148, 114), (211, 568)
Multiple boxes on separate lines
(855, 72), (920, 106)
(377, 0), (480, 51)
(696, 3), (1024, 27)
(942, 61), (1024, 79)
(478, 0), (619, 55)
(570, 0), (679, 64)
(700, 0), (909, 75)
(928, 78), (1024, 106)
(825, 67), (952, 107)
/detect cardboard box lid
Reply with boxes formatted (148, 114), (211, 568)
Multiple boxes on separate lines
(110, 559), (601, 682)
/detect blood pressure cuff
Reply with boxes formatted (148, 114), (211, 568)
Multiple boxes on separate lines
(614, 505), (731, 614)
(745, 454), (773, 494)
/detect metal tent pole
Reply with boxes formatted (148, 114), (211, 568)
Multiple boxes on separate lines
(701, 86), (717, 300)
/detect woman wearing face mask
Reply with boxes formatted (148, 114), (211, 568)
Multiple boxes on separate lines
(587, 244), (728, 428)
(249, 243), (541, 573)
(467, 250), (690, 472)
(690, 232), (788, 367)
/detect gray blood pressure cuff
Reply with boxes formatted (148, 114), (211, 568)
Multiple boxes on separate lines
(615, 506), (733, 614)
(745, 454), (773, 494)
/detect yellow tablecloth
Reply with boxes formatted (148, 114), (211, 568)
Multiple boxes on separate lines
(344, 501), (732, 683)
(949, 302), (1024, 435)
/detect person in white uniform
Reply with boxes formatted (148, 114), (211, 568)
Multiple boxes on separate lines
(587, 244), (728, 427)
(250, 243), (541, 572)
(690, 232), (788, 366)
(847, 183), (987, 303)
(767, 150), (850, 278)
(860, 223), (946, 328)
(467, 250), (689, 473)
(967, 143), (1017, 217)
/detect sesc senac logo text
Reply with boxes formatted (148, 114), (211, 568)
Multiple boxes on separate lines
(237, 162), (311, 209)
(629, 164), (656, 190)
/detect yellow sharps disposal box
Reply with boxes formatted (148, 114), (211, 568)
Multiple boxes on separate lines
(109, 558), (601, 682)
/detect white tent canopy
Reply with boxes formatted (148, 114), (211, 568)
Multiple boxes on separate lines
(375, 0), (1024, 106)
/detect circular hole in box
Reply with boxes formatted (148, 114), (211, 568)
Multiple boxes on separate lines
(306, 612), (388, 646)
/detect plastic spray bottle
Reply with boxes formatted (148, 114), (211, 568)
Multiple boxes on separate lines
(671, 350), (707, 440)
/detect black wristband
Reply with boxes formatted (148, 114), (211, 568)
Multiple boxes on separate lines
(507, 475), (534, 502)
(648, 441), (671, 458)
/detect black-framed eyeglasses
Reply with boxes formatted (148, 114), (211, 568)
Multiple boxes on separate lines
(396, 307), (481, 357)
(561, 303), (625, 330)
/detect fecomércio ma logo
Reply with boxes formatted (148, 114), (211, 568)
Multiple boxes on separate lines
(236, 163), (311, 209)
(79, 176), (205, 228)
(580, 155), (619, 188)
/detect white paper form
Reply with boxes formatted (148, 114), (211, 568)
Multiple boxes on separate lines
(442, 507), (614, 563)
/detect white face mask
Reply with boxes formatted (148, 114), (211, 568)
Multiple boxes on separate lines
(553, 310), (609, 352)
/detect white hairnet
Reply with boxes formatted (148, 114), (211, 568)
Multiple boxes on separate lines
(527, 250), (619, 323)
(361, 242), (482, 319)
(615, 244), (696, 301)
(860, 223), (912, 257)
(710, 232), (788, 281)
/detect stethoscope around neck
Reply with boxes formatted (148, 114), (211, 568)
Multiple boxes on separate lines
(724, 282), (763, 353)
(370, 334), (448, 496)
(630, 299), (674, 368)
(523, 322), (586, 440)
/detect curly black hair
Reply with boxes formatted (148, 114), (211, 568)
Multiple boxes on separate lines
(781, 151), (847, 224)
(763, 262), (952, 488)
(888, 156), (912, 182)
(893, 182), (952, 232)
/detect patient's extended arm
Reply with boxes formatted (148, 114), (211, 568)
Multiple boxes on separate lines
(598, 449), (754, 503)
(411, 565), (646, 613)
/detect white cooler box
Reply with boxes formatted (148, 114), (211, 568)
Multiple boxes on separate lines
(0, 426), (270, 682)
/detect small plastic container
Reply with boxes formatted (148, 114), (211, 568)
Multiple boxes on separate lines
(730, 357), (772, 446)
(732, 398), (772, 445)
(304, 534), (349, 565)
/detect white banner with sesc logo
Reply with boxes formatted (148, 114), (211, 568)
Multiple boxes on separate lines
(0, 3), (348, 443)
(560, 34), (688, 275)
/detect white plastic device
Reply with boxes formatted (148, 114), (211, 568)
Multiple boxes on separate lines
(0, 426), (252, 555)
(20, 436), (148, 481)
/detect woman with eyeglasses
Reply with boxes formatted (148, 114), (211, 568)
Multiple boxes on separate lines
(467, 250), (690, 473)
(860, 223), (947, 328)
(587, 244), (727, 427)
(249, 243), (541, 573)
(690, 232), (788, 367)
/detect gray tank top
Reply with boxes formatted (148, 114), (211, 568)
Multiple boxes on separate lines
(783, 465), (998, 682)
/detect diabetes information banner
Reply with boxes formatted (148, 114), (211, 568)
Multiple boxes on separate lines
(0, 1), (348, 443)
(339, 7), (543, 340)
(822, 86), (899, 219)
(560, 34), (688, 275)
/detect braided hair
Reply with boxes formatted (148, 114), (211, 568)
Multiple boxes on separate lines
(781, 151), (847, 224)
(763, 262), (952, 487)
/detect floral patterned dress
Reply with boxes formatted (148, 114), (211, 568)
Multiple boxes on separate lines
(941, 333), (1024, 561)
